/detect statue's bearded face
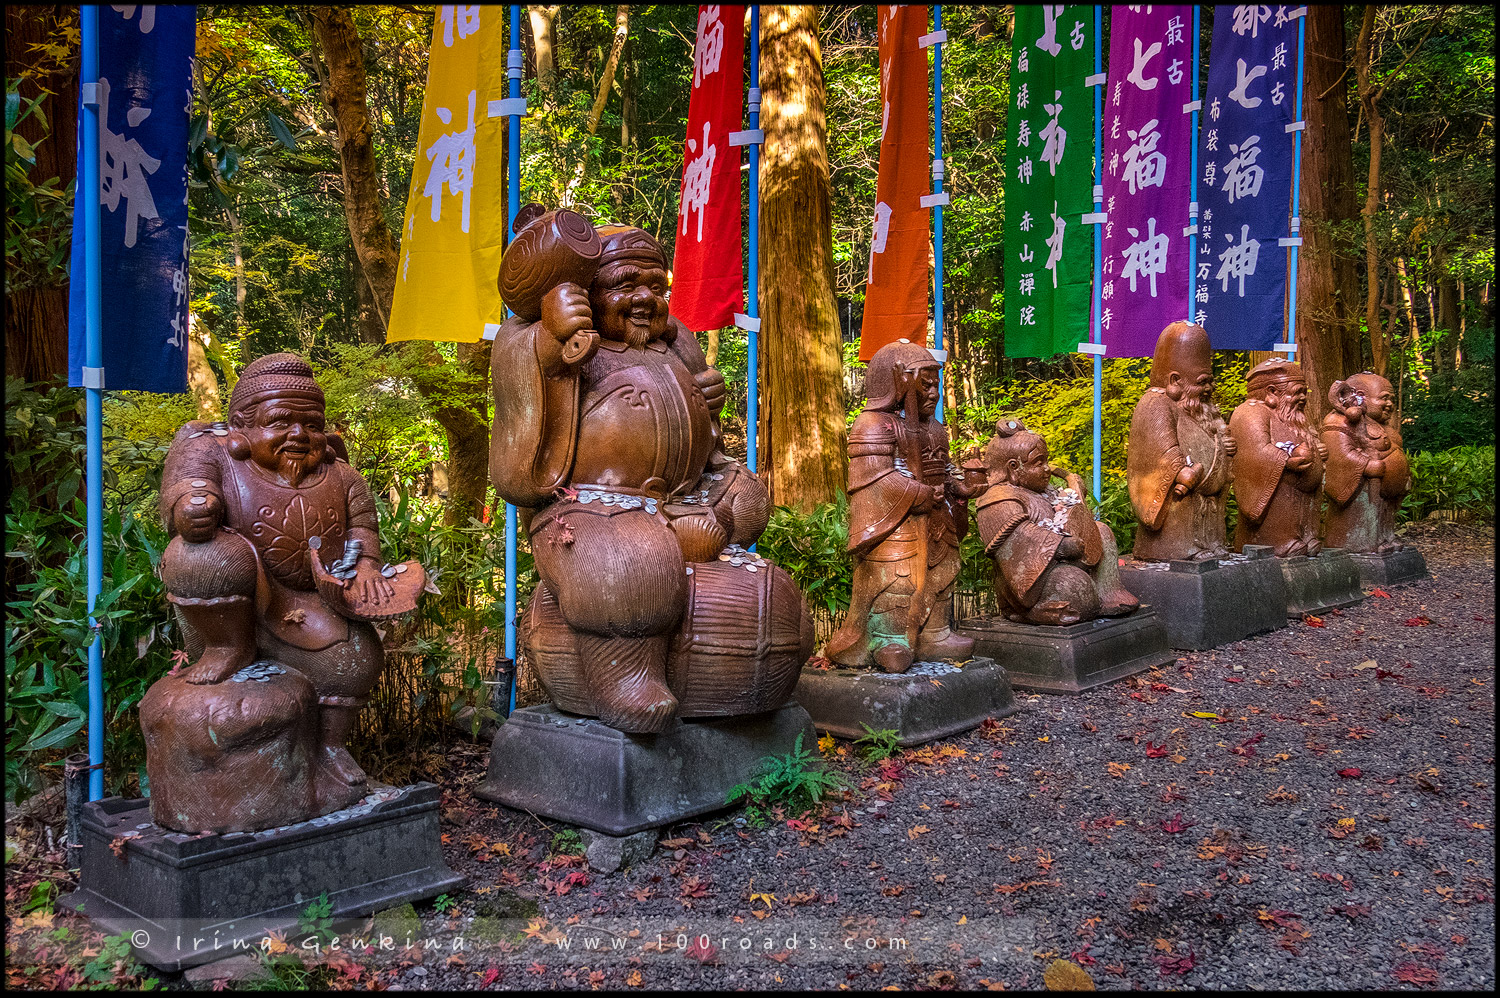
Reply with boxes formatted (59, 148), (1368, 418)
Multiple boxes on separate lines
(246, 398), (327, 486)
(1170, 368), (1222, 424)
(1348, 374), (1394, 424)
(911, 366), (940, 420)
(591, 261), (669, 348)
(1267, 380), (1309, 429)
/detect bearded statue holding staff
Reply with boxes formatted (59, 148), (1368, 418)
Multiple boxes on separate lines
(1322, 372), (1411, 554)
(1229, 359), (1330, 557)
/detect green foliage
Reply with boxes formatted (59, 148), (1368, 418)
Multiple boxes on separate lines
(5, 80), (74, 294)
(548, 829), (584, 858)
(23, 880), (56, 914)
(79, 933), (159, 990)
(726, 732), (849, 825)
(1401, 445), (1496, 522)
(756, 497), (853, 619)
(853, 724), (901, 764)
(431, 892), (457, 914)
(1401, 358), (1496, 452)
(296, 892), (336, 948)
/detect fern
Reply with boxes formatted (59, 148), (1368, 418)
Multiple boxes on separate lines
(726, 733), (848, 825)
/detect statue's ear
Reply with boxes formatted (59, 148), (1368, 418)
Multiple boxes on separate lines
(226, 430), (251, 460)
(1165, 371), (1185, 401)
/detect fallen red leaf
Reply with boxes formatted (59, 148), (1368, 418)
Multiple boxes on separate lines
(1403, 616), (1432, 626)
(684, 937), (719, 964)
(1370, 588), (1391, 598)
(1392, 962), (1439, 985)
(480, 967), (500, 987)
(1145, 741), (1169, 758)
(1160, 813), (1196, 834)
(1223, 676), (1244, 683)
(1304, 615), (1325, 628)
(1338, 768), (1362, 779)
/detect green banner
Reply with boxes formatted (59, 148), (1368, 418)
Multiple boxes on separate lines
(1004, 5), (1096, 359)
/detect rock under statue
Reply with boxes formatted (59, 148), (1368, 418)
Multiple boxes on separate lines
(141, 354), (424, 833)
(824, 340), (975, 673)
(975, 418), (1139, 625)
(489, 207), (812, 734)
(1322, 372), (1411, 554)
(1126, 321), (1236, 562)
(1229, 359), (1330, 557)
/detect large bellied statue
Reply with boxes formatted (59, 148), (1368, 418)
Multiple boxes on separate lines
(1321, 372), (1411, 553)
(141, 354), (424, 833)
(974, 418), (1139, 625)
(1126, 321), (1236, 562)
(1228, 359), (1330, 557)
(490, 207), (812, 733)
(825, 340), (975, 673)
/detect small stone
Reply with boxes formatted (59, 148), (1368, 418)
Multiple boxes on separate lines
(182, 953), (270, 984)
(578, 827), (657, 874)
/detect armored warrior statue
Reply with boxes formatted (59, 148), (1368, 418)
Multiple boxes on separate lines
(1229, 359), (1330, 557)
(1322, 372), (1411, 554)
(975, 418), (1139, 625)
(824, 340), (975, 673)
(489, 207), (810, 733)
(1126, 321), (1237, 562)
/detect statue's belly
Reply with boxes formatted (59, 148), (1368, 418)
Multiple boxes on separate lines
(572, 358), (713, 496)
(224, 464), (348, 591)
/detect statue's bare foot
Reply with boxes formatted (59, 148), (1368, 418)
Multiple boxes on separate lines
(1028, 600), (1081, 626)
(322, 744), (368, 787)
(916, 627), (975, 661)
(180, 649), (254, 685)
(873, 643), (914, 674)
(1098, 588), (1140, 617)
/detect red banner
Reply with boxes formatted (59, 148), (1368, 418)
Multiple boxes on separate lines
(858, 5), (932, 361)
(670, 5), (745, 333)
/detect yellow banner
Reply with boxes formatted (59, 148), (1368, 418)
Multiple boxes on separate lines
(387, 6), (508, 343)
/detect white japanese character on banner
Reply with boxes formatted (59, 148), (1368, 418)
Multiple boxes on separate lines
(1127, 36), (1163, 91)
(1201, 222), (1213, 242)
(1018, 119), (1032, 148)
(1019, 244), (1036, 263)
(1203, 161), (1217, 187)
(1105, 220), (1114, 239)
(1165, 15), (1185, 46)
(1018, 47), (1030, 74)
(694, 6), (725, 88)
(438, 6), (479, 47)
(1111, 115), (1121, 140)
(1017, 82), (1030, 110)
(1112, 81), (1123, 107)
(1101, 307), (1114, 330)
(1108, 195), (1116, 212)
(1196, 308), (1208, 324)
(1272, 81), (1286, 106)
(1273, 42), (1289, 71)
(1168, 58), (1184, 86)
(1018, 157), (1034, 184)
(1196, 283), (1209, 304)
(1206, 129), (1219, 152)
(680, 120), (718, 242)
(1203, 208), (1213, 223)
(1230, 58), (1269, 109)
(96, 79), (162, 249)
(1071, 20), (1087, 51)
(1020, 273), (1036, 296)
(1197, 262), (1211, 280)
(1120, 217), (1169, 298)
(1020, 211), (1034, 232)
(1232, 5), (1271, 38)
(1044, 201), (1066, 288)
(1121, 118), (1167, 195)
(1102, 279), (1114, 301)
(1209, 97), (1222, 122)
(871, 201), (893, 255)
(1039, 91), (1067, 175)
(1216, 224), (1261, 295)
(1036, 5), (1064, 57)
(111, 5), (156, 32)
(1222, 134), (1265, 202)
(1020, 305), (1037, 325)
(881, 99), (890, 142)
(425, 91), (477, 232)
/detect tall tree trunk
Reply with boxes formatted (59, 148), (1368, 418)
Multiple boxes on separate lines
(758, 5), (848, 510)
(528, 6), (560, 86)
(561, 4), (629, 207)
(1433, 245), (1460, 386)
(225, 206), (248, 337)
(1294, 3), (1361, 422)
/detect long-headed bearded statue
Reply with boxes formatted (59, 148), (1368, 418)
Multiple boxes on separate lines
(1126, 322), (1236, 562)
(824, 340), (975, 673)
(489, 208), (810, 734)
(1228, 359), (1330, 557)
(1321, 372), (1411, 553)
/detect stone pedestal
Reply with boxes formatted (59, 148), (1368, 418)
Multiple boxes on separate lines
(956, 611), (1174, 694)
(475, 702), (815, 837)
(1117, 546), (1287, 650)
(1350, 547), (1429, 588)
(793, 657), (1014, 747)
(1278, 549), (1364, 617)
(60, 783), (463, 973)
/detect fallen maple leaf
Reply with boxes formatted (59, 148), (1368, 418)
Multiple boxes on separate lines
(1145, 742), (1169, 758)
(526, 962), (548, 976)
(1160, 813), (1196, 834)
(1338, 767), (1363, 779)
(478, 967), (500, 987)
(1403, 616), (1432, 626)
(1370, 588), (1391, 598)
(678, 875), (711, 900)
(1392, 962), (1439, 985)
(625, 968), (643, 987)
(907, 824), (930, 840)
(1042, 958), (1095, 990)
(1106, 761), (1131, 778)
(1304, 615), (1326, 628)
(684, 937), (719, 964)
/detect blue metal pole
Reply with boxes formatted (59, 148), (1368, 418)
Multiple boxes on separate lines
(747, 6), (760, 475)
(504, 5), (521, 708)
(1090, 5), (1103, 504)
(932, 6), (945, 422)
(1286, 12), (1307, 349)
(1186, 5), (1202, 323)
(81, 5), (106, 802)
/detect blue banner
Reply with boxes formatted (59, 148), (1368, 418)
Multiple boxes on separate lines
(68, 5), (194, 393)
(1195, 5), (1300, 350)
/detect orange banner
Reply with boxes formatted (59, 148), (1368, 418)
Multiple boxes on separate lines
(858, 5), (932, 362)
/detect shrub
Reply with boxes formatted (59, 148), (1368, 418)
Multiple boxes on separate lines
(756, 497), (853, 619)
(1401, 445), (1496, 522)
(726, 732), (848, 825)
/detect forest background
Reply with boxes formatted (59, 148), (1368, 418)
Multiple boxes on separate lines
(5, 5), (1493, 806)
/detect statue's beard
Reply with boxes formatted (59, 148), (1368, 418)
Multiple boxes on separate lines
(600, 320), (659, 350)
(277, 452), (319, 487)
(1277, 401), (1312, 442)
(1177, 391), (1222, 425)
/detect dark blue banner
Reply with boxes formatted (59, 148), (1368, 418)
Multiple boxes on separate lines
(68, 5), (194, 393)
(1195, 5), (1300, 350)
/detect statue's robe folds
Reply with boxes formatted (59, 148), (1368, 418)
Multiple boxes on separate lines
(1126, 390), (1232, 562)
(1229, 401), (1325, 557)
(1321, 412), (1410, 553)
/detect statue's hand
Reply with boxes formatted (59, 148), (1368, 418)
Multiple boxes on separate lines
(351, 558), (395, 608)
(1057, 535), (1085, 560)
(1287, 444), (1314, 472)
(1222, 435), (1238, 457)
(1172, 462), (1204, 498)
(1315, 440), (1329, 462)
(540, 282), (596, 363)
(911, 482), (939, 514)
(174, 493), (224, 543)
(1365, 458), (1385, 478)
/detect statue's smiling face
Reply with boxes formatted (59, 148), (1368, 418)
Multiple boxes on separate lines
(247, 399), (327, 486)
(1348, 373), (1394, 424)
(591, 261), (669, 348)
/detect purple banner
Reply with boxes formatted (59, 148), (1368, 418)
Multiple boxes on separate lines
(1099, 6), (1195, 357)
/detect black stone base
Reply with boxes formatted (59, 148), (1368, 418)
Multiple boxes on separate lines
(793, 657), (1014, 747)
(1350, 547), (1429, 588)
(475, 702), (815, 836)
(1278, 549), (1365, 617)
(1118, 547), (1288, 649)
(59, 783), (463, 972)
(956, 610), (1175, 694)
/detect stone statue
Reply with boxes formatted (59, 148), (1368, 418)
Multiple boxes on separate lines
(1228, 359), (1330, 557)
(1322, 372), (1411, 553)
(1126, 321), (1236, 562)
(974, 418), (1139, 625)
(140, 353), (424, 833)
(489, 207), (811, 734)
(824, 340), (974, 673)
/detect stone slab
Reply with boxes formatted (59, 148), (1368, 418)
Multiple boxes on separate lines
(577, 828), (657, 874)
(475, 702), (815, 837)
(1350, 547), (1429, 588)
(1118, 547), (1288, 649)
(59, 783), (464, 973)
(793, 657), (1014, 746)
(956, 610), (1175, 694)
(1278, 549), (1365, 617)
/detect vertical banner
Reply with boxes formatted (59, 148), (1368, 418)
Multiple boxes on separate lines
(858, 5), (931, 361)
(1099, 5), (1194, 357)
(1196, 5), (1300, 349)
(388, 5), (508, 343)
(1003, 5), (1096, 359)
(67, 5), (194, 392)
(671, 5), (745, 332)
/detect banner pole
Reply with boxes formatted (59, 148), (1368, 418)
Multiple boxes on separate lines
(504, 4), (521, 708)
(1286, 11), (1307, 352)
(747, 6), (760, 475)
(931, 6), (945, 422)
(1186, 6), (1202, 324)
(1090, 5), (1103, 504)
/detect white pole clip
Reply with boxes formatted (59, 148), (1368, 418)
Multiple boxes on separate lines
(81, 82), (101, 107)
(1081, 212), (1107, 225)
(734, 313), (762, 333)
(920, 192), (950, 208)
(81, 367), (105, 389)
(488, 97), (528, 119)
(918, 29), (948, 49)
(729, 129), (764, 147)
(1077, 342), (1107, 357)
